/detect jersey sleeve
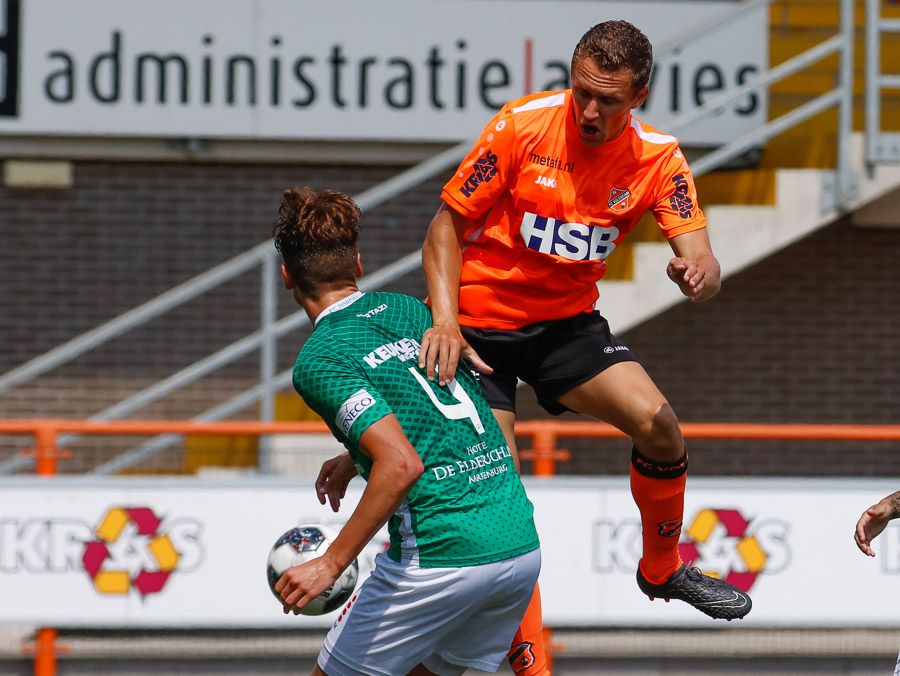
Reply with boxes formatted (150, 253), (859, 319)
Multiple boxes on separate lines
(440, 104), (518, 219)
(293, 352), (392, 449)
(651, 146), (708, 239)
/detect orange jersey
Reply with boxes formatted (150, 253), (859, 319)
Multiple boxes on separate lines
(441, 89), (707, 330)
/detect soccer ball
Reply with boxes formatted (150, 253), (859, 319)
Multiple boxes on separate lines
(266, 525), (359, 616)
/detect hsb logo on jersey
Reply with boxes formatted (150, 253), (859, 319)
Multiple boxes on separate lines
(519, 211), (619, 261)
(669, 174), (694, 219)
(459, 150), (499, 198)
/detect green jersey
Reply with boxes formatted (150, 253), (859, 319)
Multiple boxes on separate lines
(293, 291), (539, 567)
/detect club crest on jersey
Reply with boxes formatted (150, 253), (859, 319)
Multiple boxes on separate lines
(508, 641), (536, 672)
(519, 211), (619, 261)
(608, 187), (631, 213)
(459, 150), (499, 198)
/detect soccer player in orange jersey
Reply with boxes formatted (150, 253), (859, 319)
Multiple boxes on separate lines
(421, 19), (752, 674)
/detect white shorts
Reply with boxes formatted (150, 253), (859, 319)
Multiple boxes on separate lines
(317, 547), (541, 676)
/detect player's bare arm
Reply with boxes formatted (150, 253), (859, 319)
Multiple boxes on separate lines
(667, 228), (721, 302)
(276, 415), (424, 612)
(420, 204), (492, 385)
(854, 491), (900, 557)
(315, 451), (358, 512)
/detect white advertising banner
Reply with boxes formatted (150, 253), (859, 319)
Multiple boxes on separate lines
(0, 0), (767, 145)
(0, 476), (897, 628)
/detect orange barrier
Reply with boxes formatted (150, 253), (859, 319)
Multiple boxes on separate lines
(3, 417), (900, 676)
(3, 418), (900, 477)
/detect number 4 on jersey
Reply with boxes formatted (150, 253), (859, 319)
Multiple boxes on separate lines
(407, 367), (485, 434)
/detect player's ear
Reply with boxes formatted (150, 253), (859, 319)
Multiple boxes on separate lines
(630, 85), (649, 110)
(355, 252), (364, 278)
(281, 262), (295, 290)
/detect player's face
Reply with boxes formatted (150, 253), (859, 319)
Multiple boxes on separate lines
(570, 58), (648, 147)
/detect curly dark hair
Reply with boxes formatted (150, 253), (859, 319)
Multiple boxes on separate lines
(272, 186), (361, 296)
(572, 20), (653, 90)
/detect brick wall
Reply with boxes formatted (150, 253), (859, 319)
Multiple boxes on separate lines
(1, 160), (898, 476)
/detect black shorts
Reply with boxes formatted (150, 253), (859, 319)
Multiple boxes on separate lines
(461, 311), (637, 416)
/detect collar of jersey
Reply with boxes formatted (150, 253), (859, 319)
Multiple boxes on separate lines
(315, 290), (366, 325)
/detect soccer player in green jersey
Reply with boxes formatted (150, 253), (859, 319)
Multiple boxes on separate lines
(272, 186), (541, 676)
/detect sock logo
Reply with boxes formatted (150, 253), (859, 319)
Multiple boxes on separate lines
(657, 518), (683, 538)
(508, 641), (536, 672)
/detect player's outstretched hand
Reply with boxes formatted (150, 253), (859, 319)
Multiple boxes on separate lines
(667, 257), (707, 302)
(419, 323), (492, 386)
(275, 555), (342, 615)
(316, 452), (358, 512)
(854, 500), (894, 557)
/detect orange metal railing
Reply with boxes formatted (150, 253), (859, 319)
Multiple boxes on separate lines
(4, 418), (900, 478)
(2, 417), (900, 675)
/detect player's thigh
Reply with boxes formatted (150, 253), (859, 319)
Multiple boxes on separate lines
(557, 361), (682, 451)
(425, 548), (541, 674)
(491, 407), (520, 471)
(318, 554), (502, 676)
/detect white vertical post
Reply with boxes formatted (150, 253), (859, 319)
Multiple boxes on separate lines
(864, 0), (880, 169)
(836, 0), (855, 206)
(258, 251), (278, 473)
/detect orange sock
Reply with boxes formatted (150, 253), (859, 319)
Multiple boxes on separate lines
(507, 582), (550, 675)
(630, 446), (687, 585)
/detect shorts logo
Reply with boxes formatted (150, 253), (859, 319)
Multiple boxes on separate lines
(336, 389), (376, 435)
(669, 173), (694, 219)
(459, 150), (499, 198)
(508, 641), (536, 672)
(608, 187), (631, 213)
(519, 211), (619, 261)
(603, 345), (628, 354)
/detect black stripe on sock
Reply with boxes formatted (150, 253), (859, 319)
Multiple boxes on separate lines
(631, 446), (688, 479)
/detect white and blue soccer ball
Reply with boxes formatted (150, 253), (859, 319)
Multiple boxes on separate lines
(266, 524), (359, 616)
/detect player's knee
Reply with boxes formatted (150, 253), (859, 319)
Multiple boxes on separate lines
(632, 402), (683, 461)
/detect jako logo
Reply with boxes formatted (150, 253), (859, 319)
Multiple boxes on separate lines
(82, 506), (203, 596)
(593, 508), (791, 593)
(534, 176), (556, 188)
(519, 212), (619, 261)
(336, 389), (376, 434)
(459, 150), (499, 197)
(357, 303), (387, 319)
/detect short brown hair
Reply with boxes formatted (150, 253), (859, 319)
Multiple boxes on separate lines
(572, 20), (653, 90)
(272, 186), (360, 296)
